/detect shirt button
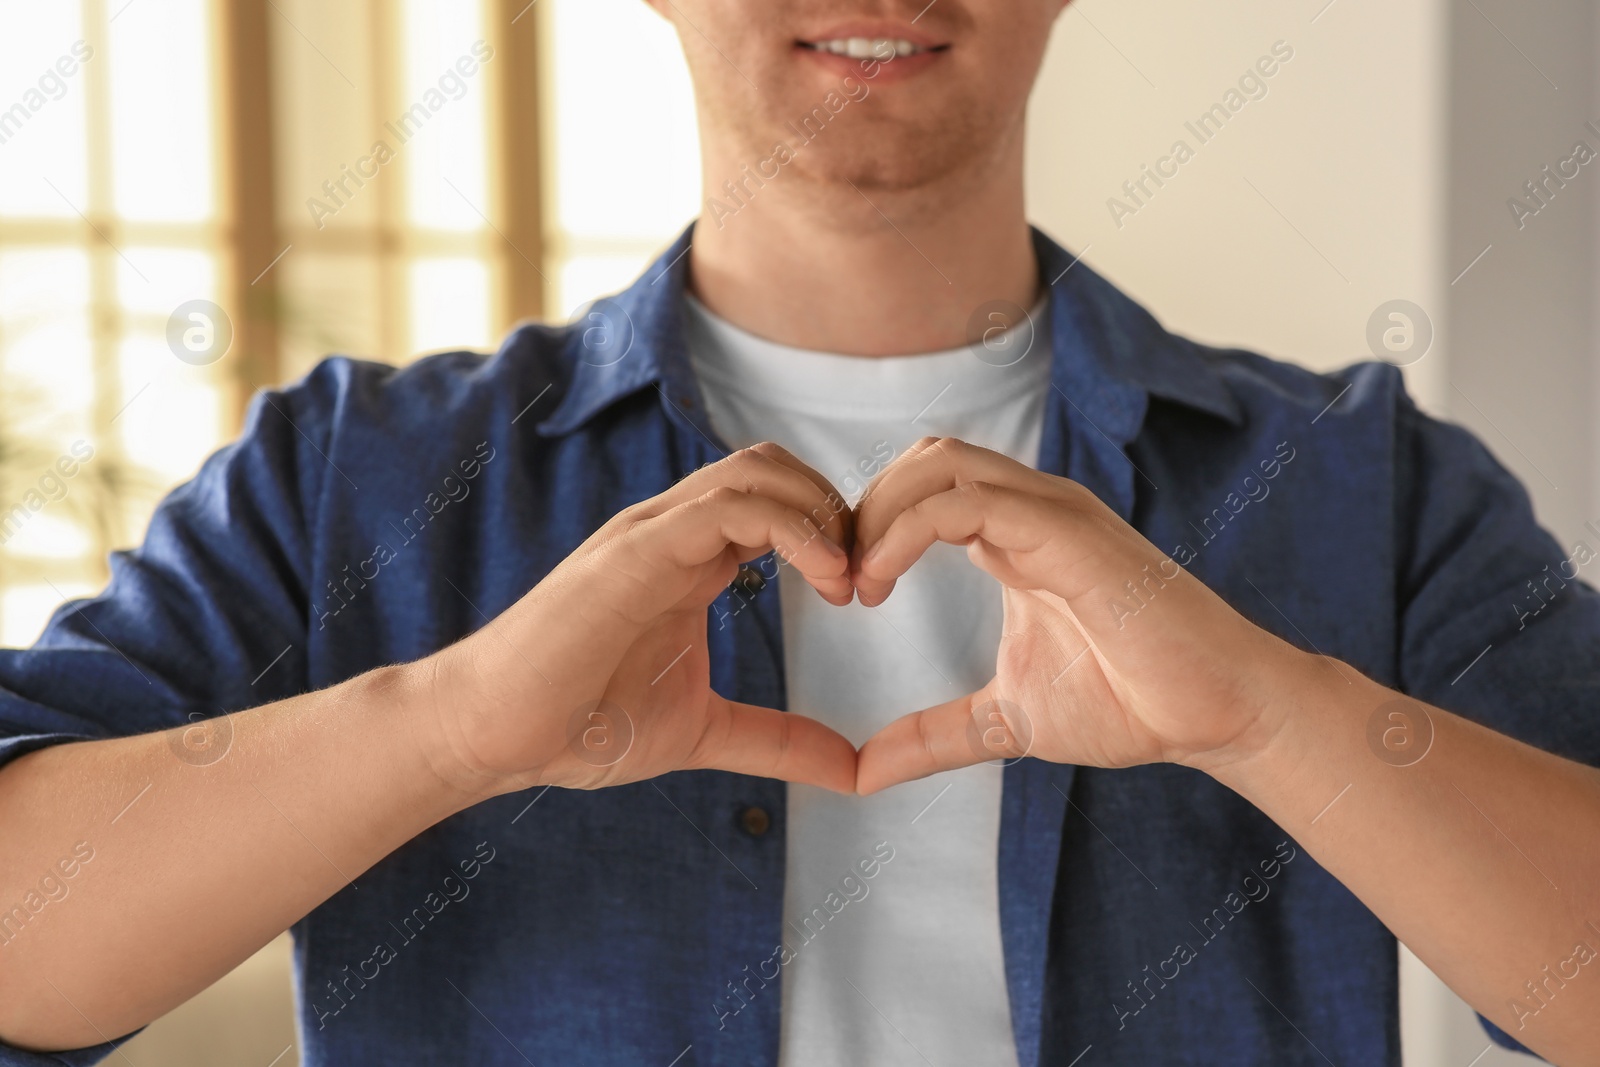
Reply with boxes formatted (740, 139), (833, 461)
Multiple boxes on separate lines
(740, 806), (771, 837)
(732, 566), (766, 596)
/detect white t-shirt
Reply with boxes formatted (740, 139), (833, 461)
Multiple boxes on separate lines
(683, 294), (1048, 1067)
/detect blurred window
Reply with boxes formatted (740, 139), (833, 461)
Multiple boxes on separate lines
(546, 0), (700, 317)
(0, 0), (223, 646)
(0, 0), (700, 649)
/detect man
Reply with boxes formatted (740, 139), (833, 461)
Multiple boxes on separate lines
(1, 1), (1597, 1064)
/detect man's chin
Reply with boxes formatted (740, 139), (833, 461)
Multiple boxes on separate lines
(794, 141), (977, 196)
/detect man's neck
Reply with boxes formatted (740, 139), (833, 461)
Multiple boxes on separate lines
(685, 136), (1039, 358)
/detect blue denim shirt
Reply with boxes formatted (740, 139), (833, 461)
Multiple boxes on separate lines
(2, 226), (1594, 1066)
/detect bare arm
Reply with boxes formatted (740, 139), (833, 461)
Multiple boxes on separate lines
(0, 664), (466, 1049)
(1208, 657), (1600, 1063)
(0, 443), (858, 1052)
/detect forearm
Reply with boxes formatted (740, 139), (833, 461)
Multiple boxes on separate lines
(0, 660), (486, 1051)
(1207, 652), (1600, 1065)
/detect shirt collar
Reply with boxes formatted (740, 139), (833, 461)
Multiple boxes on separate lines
(1030, 227), (1243, 431)
(534, 229), (701, 437)
(535, 222), (1243, 438)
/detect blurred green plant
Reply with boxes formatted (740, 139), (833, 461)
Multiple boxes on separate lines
(0, 380), (165, 577)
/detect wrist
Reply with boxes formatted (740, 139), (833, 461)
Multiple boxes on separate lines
(1181, 640), (1369, 788)
(1198, 649), (1395, 810)
(383, 653), (521, 808)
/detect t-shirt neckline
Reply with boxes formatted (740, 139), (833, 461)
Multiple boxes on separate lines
(682, 292), (1051, 422)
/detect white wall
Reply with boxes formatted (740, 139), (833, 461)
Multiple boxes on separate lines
(1025, 0), (1448, 409)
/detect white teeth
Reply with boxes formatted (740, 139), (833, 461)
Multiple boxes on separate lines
(810, 37), (926, 59)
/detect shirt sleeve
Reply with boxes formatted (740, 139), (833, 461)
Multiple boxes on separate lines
(1395, 387), (1600, 760)
(0, 372), (331, 1065)
(1391, 384), (1600, 1058)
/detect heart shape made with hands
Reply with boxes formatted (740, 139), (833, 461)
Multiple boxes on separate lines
(835, 441), (1053, 794)
(733, 435), (1275, 798)
(535, 436), (1283, 803)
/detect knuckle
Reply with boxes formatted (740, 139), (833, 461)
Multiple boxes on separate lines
(925, 437), (975, 472)
(731, 446), (792, 494)
(607, 501), (652, 537)
(770, 713), (794, 774)
(958, 478), (995, 499)
(699, 484), (744, 508)
(915, 710), (940, 767)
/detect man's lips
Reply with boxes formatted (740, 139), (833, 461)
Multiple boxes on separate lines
(793, 37), (949, 82)
(792, 21), (949, 82)
(798, 20), (946, 49)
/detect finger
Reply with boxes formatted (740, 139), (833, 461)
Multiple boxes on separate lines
(634, 485), (855, 605)
(751, 441), (857, 551)
(859, 481), (1181, 635)
(855, 435), (940, 511)
(853, 437), (1072, 566)
(854, 481), (1065, 605)
(691, 696), (859, 794)
(633, 443), (852, 551)
(855, 680), (1020, 794)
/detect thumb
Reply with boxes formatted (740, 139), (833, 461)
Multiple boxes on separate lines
(688, 695), (860, 794)
(855, 679), (1030, 795)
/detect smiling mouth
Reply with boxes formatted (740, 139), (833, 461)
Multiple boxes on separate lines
(799, 37), (948, 60)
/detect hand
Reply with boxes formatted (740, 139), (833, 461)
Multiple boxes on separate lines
(420, 443), (860, 796)
(850, 437), (1310, 794)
